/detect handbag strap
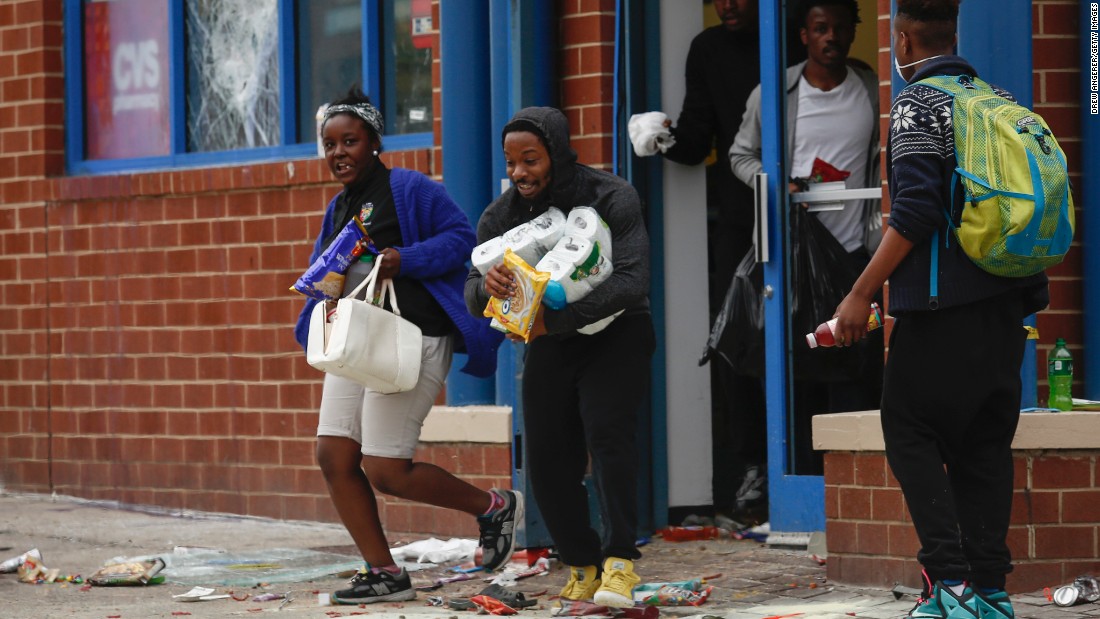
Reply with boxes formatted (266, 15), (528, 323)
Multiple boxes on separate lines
(348, 254), (384, 300)
(383, 279), (402, 316)
(345, 254), (402, 316)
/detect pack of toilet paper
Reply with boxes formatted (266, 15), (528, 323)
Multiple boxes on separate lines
(526, 207), (567, 254)
(474, 206), (620, 335)
(562, 206), (613, 262)
(472, 207), (565, 275)
(536, 235), (612, 308)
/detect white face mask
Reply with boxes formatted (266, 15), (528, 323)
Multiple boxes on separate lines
(894, 54), (946, 81)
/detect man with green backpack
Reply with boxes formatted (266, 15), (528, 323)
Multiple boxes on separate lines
(831, 0), (1074, 618)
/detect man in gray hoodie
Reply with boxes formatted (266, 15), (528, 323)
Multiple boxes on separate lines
(465, 107), (653, 608)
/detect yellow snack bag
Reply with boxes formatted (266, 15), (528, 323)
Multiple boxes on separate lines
(484, 249), (550, 342)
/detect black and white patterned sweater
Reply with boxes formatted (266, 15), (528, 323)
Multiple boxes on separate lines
(885, 55), (1048, 315)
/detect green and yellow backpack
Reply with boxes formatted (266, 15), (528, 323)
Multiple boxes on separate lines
(920, 74), (1074, 294)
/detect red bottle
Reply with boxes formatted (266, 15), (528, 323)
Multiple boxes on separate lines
(806, 303), (883, 349)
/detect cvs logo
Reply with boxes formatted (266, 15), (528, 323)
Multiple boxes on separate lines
(112, 39), (160, 114)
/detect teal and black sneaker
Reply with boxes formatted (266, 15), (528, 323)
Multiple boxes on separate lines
(973, 588), (1014, 619)
(909, 572), (978, 619)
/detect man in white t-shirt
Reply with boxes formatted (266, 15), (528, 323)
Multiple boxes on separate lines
(728, 0), (882, 475)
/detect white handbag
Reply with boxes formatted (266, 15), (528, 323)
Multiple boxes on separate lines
(306, 255), (423, 393)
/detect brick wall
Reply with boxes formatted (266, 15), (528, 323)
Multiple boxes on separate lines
(1, 1), (67, 492)
(875, 0), (1087, 400)
(559, 0), (616, 170)
(0, 0), (636, 535)
(825, 451), (1100, 593)
(1032, 0), (1086, 401)
(0, 0), (512, 539)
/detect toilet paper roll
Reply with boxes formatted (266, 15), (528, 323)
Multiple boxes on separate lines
(526, 207), (566, 254)
(564, 206), (613, 262)
(547, 236), (613, 290)
(501, 224), (543, 268)
(535, 251), (594, 307)
(580, 252), (612, 289)
(547, 235), (593, 267)
(472, 236), (506, 276)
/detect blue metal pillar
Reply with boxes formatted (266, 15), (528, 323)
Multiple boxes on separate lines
(624, 0), (669, 532)
(441, 3), (495, 405)
(490, 0), (517, 410)
(1081, 0), (1099, 400)
(958, 0), (1037, 407)
(511, 0), (556, 108)
(492, 0), (558, 547)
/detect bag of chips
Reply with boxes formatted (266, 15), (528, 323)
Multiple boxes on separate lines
(291, 218), (372, 301)
(87, 557), (166, 586)
(483, 249), (549, 342)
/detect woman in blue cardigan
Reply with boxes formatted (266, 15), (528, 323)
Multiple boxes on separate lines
(294, 88), (515, 605)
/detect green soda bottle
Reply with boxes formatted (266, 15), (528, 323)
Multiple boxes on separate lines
(1047, 338), (1073, 411)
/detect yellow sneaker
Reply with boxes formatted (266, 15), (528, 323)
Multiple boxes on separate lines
(558, 565), (601, 601)
(593, 557), (640, 608)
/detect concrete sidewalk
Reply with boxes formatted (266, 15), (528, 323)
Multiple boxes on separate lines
(0, 493), (1088, 619)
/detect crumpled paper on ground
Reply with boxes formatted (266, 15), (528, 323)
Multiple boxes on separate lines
(389, 537), (477, 565)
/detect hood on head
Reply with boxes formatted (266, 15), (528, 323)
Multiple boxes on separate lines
(502, 107), (578, 205)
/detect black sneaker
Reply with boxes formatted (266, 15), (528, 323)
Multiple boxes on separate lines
(332, 567), (416, 605)
(476, 488), (523, 571)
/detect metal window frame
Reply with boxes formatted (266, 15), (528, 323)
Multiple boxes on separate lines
(62, 0), (432, 176)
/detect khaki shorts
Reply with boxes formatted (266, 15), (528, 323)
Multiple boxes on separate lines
(316, 335), (453, 459)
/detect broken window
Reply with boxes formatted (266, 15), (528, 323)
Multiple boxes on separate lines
(186, 0), (281, 152)
(69, 0), (434, 171)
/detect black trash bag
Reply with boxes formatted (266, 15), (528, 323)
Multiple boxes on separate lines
(788, 204), (863, 381)
(701, 205), (865, 382)
(699, 248), (765, 377)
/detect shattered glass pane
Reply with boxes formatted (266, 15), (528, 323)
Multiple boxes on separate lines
(185, 0), (280, 152)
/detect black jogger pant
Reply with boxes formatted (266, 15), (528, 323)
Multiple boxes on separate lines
(881, 291), (1027, 589)
(522, 312), (655, 567)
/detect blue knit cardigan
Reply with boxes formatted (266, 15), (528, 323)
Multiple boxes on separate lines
(294, 168), (502, 378)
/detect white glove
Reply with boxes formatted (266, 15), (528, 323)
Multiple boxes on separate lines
(627, 111), (675, 157)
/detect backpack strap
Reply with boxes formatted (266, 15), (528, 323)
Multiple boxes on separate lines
(929, 229), (940, 310)
(928, 169), (963, 310)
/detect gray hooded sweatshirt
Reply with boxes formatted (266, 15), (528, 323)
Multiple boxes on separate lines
(464, 107), (650, 335)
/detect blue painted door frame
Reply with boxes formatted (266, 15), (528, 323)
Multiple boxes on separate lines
(758, 0), (824, 533)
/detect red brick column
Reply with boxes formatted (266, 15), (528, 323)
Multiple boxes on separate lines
(1032, 0), (1085, 402)
(559, 0), (616, 169)
(0, 0), (66, 494)
(826, 451), (1100, 593)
